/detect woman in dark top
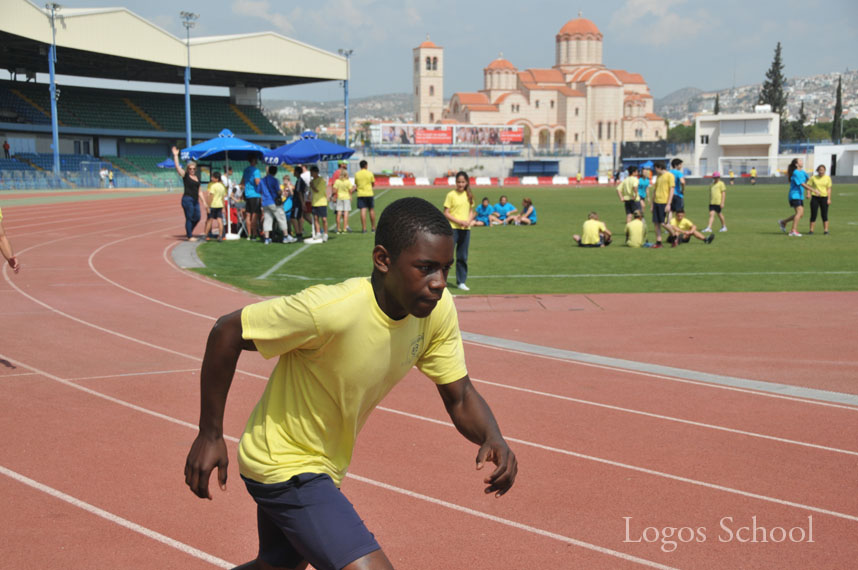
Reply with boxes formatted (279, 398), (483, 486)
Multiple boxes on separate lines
(172, 146), (208, 241)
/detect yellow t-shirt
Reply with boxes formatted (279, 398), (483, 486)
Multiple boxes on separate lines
(207, 181), (226, 207)
(750, 168), (757, 177)
(310, 176), (328, 207)
(581, 219), (606, 245)
(333, 178), (353, 201)
(625, 219), (646, 248)
(239, 277), (467, 486)
(669, 216), (694, 232)
(617, 176), (640, 201)
(443, 189), (473, 230)
(354, 169), (375, 197)
(709, 181), (726, 205)
(809, 174), (832, 198)
(653, 171), (675, 204)
(0, 206), (3, 221)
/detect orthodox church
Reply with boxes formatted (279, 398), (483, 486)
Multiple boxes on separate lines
(413, 14), (665, 154)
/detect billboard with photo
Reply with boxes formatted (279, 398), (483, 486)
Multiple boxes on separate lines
(375, 124), (523, 146)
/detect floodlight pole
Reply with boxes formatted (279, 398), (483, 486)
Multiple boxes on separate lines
(180, 11), (198, 149)
(338, 49), (353, 146)
(46, 3), (61, 176)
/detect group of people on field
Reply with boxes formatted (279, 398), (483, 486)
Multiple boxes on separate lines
(172, 146), (378, 244)
(779, 158), (833, 237)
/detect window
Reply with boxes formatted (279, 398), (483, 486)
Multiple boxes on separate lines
(432, 57), (438, 71)
(429, 85), (434, 96)
(598, 122), (602, 139)
(535, 100), (540, 109)
(430, 112), (434, 122)
(574, 133), (579, 142)
(655, 130), (660, 138)
(415, 87), (418, 95)
(607, 122), (611, 139)
(700, 134), (709, 144)
(414, 57), (418, 72)
(550, 100), (554, 109)
(575, 107), (579, 117)
(425, 57), (431, 70)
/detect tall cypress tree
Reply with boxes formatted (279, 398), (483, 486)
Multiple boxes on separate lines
(714, 94), (720, 115)
(832, 75), (843, 143)
(758, 42), (788, 117)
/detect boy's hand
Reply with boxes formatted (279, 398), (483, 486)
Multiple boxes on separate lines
(185, 432), (229, 500)
(476, 437), (517, 497)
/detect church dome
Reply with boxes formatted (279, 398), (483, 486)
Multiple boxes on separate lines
(485, 56), (516, 71)
(557, 17), (602, 38)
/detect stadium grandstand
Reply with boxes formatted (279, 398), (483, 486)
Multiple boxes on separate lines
(0, 0), (347, 190)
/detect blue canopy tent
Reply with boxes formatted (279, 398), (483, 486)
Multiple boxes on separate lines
(156, 158), (175, 168)
(264, 131), (355, 166)
(179, 129), (267, 241)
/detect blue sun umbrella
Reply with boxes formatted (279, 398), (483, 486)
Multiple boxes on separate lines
(179, 129), (267, 162)
(157, 158), (175, 168)
(263, 131), (355, 166)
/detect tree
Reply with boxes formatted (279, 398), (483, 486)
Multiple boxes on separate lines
(759, 42), (788, 118)
(667, 123), (695, 144)
(832, 75), (843, 143)
(791, 101), (807, 141)
(714, 94), (720, 115)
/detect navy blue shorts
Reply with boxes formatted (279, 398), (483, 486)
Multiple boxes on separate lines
(652, 203), (667, 224)
(623, 200), (641, 215)
(671, 195), (684, 212)
(243, 473), (380, 570)
(709, 205), (722, 213)
(245, 197), (262, 215)
(312, 206), (328, 218)
(357, 196), (374, 210)
(290, 198), (303, 220)
(207, 207), (222, 220)
(789, 199), (804, 208)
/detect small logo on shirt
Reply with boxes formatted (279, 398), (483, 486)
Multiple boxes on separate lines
(403, 334), (424, 367)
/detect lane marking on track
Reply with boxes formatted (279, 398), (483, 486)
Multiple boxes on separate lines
(470, 377), (858, 457)
(376, 406), (858, 523)
(0, 465), (234, 569)
(346, 473), (679, 570)
(66, 368), (200, 382)
(463, 333), (858, 409)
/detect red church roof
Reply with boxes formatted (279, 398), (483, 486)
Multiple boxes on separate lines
(557, 17), (602, 37)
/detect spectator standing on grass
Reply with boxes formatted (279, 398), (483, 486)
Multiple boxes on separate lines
(669, 158), (686, 213)
(750, 167), (757, 186)
(108, 170), (114, 188)
(259, 165), (292, 245)
(241, 156), (264, 241)
(616, 165), (641, 222)
(290, 166), (308, 241)
(204, 171), (226, 242)
(473, 197), (494, 227)
(807, 164), (832, 235)
(443, 171), (476, 291)
(650, 161), (675, 248)
(625, 209), (646, 248)
(183, 197), (517, 570)
(778, 158), (815, 237)
(702, 172), (727, 233)
(305, 165), (329, 243)
(333, 168), (355, 234)
(280, 173), (297, 242)
(354, 160), (376, 233)
(573, 211), (611, 247)
(0, 207), (21, 273)
(638, 168), (651, 213)
(171, 146), (207, 242)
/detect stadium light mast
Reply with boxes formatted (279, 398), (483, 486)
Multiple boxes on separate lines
(338, 49), (353, 146)
(180, 11), (198, 149)
(46, 3), (61, 176)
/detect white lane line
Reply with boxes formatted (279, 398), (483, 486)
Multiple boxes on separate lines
(0, 465), (233, 569)
(376, 406), (858, 523)
(162, 241), (262, 295)
(66, 368), (200, 382)
(0, 372), (38, 378)
(255, 244), (311, 280)
(470, 377), (858, 457)
(346, 474), (678, 570)
(464, 337), (858, 411)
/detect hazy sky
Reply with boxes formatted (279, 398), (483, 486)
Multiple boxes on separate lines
(52, 0), (858, 102)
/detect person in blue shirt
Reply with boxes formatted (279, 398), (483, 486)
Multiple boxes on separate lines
(638, 169), (651, 213)
(778, 158), (815, 237)
(473, 197), (495, 226)
(669, 158), (685, 212)
(259, 165), (291, 244)
(494, 195), (517, 225)
(509, 197), (537, 225)
(241, 156), (263, 240)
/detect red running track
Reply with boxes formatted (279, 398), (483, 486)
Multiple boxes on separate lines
(1, 192), (857, 569)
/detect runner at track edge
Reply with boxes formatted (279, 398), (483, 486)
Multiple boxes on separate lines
(184, 196), (518, 570)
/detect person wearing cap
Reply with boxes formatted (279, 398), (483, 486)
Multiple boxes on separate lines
(702, 172), (727, 233)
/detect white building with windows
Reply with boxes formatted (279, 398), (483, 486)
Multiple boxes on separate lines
(413, 15), (664, 153)
(694, 111), (780, 177)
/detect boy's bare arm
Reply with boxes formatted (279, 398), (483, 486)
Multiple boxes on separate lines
(436, 376), (518, 497)
(184, 309), (256, 500)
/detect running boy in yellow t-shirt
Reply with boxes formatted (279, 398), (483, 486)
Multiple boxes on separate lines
(702, 172), (727, 233)
(184, 198), (517, 570)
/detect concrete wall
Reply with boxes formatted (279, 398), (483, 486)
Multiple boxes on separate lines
(358, 154), (588, 179)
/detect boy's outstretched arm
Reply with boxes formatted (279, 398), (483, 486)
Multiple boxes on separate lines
(436, 376), (518, 497)
(184, 309), (256, 500)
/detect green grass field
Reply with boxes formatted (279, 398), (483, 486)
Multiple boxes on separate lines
(194, 183), (858, 297)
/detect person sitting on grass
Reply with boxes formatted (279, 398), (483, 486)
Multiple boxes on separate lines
(204, 171), (226, 242)
(473, 197), (494, 227)
(509, 198), (537, 226)
(625, 209), (646, 248)
(667, 210), (715, 246)
(183, 196), (518, 570)
(493, 195), (517, 225)
(573, 211), (611, 247)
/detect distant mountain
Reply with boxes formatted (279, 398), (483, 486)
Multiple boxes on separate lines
(655, 87), (703, 109)
(263, 93), (416, 122)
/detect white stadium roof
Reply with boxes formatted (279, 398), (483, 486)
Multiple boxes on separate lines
(0, 0), (347, 88)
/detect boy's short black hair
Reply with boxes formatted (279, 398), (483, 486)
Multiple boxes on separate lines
(375, 197), (452, 261)
(628, 166), (638, 175)
(211, 171), (221, 180)
(310, 165), (319, 174)
(267, 165), (278, 176)
(293, 166), (303, 176)
(360, 160), (368, 168)
(654, 161), (666, 171)
(671, 158), (683, 168)
(675, 209), (685, 214)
